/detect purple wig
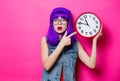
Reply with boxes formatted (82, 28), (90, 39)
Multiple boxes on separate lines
(46, 7), (76, 46)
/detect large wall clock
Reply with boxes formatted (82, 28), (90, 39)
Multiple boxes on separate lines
(76, 12), (101, 38)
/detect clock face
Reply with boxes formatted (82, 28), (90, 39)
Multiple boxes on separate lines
(76, 12), (101, 38)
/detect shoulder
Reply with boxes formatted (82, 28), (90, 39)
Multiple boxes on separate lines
(41, 36), (46, 41)
(40, 36), (47, 45)
(76, 40), (83, 48)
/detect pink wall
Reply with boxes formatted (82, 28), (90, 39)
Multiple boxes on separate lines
(0, 0), (120, 81)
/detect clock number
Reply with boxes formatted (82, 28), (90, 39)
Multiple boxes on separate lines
(81, 30), (84, 33)
(89, 31), (92, 35)
(78, 22), (81, 25)
(93, 29), (97, 33)
(78, 26), (81, 29)
(95, 21), (98, 24)
(83, 15), (87, 19)
(85, 32), (87, 35)
(93, 17), (95, 20)
(89, 15), (91, 18)
(96, 25), (99, 28)
(80, 18), (84, 21)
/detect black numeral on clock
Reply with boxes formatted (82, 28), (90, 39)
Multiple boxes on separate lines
(89, 15), (91, 18)
(93, 29), (97, 33)
(93, 17), (95, 20)
(89, 31), (92, 35)
(78, 26), (81, 29)
(96, 25), (98, 28)
(80, 18), (84, 21)
(84, 15), (87, 18)
(81, 30), (84, 33)
(78, 22), (82, 25)
(85, 32), (87, 35)
(95, 21), (98, 24)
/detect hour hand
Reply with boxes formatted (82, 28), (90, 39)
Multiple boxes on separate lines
(78, 22), (87, 25)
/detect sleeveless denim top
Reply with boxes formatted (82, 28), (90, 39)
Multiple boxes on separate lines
(41, 41), (78, 81)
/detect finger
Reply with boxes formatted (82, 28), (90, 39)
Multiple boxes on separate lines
(98, 24), (103, 34)
(100, 24), (103, 31)
(63, 31), (67, 37)
(67, 32), (77, 38)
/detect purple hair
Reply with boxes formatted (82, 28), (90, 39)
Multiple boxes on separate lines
(46, 7), (76, 46)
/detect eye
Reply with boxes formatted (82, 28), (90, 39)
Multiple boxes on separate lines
(62, 18), (67, 22)
(53, 18), (57, 21)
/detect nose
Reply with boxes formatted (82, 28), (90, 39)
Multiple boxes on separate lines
(58, 20), (62, 25)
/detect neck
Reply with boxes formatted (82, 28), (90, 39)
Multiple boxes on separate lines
(58, 34), (62, 39)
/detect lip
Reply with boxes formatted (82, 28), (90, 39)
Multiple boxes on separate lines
(57, 27), (62, 30)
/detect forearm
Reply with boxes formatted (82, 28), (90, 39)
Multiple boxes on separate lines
(90, 24), (102, 68)
(90, 39), (97, 68)
(44, 42), (64, 71)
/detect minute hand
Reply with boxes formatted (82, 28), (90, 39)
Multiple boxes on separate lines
(85, 18), (91, 27)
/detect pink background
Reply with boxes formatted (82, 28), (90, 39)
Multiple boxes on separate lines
(0, 0), (120, 81)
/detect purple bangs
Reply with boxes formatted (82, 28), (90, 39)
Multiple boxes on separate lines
(46, 7), (76, 46)
(51, 12), (68, 21)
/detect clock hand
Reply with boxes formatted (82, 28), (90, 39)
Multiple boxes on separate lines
(84, 18), (91, 27)
(78, 22), (87, 25)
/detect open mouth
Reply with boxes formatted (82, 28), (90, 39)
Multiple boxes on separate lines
(57, 27), (62, 30)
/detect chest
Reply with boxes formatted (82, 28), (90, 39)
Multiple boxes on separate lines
(48, 45), (78, 64)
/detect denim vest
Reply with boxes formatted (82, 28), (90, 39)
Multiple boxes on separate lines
(41, 41), (78, 81)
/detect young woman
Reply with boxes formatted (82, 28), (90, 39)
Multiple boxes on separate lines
(40, 7), (102, 81)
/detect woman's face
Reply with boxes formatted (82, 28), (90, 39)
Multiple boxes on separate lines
(53, 16), (67, 34)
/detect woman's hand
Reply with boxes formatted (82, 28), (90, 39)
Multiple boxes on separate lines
(93, 24), (103, 42)
(60, 31), (77, 46)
